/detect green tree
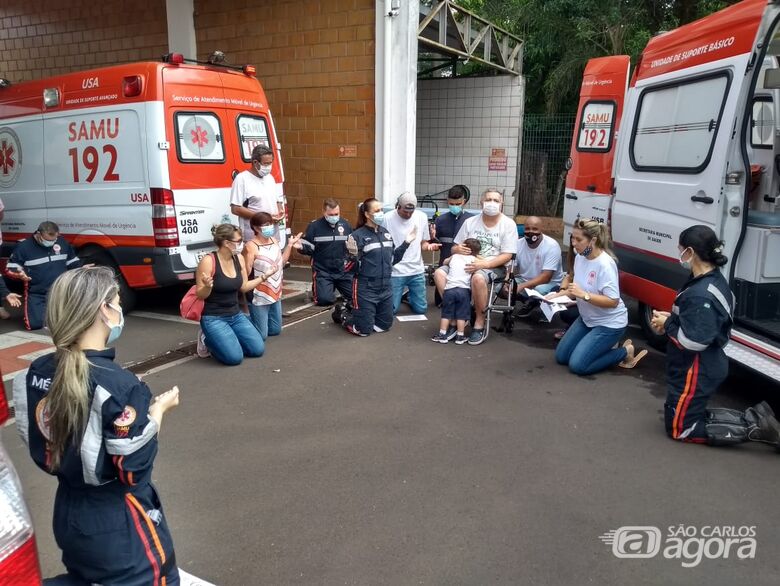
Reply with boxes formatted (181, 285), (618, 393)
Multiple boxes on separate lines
(459, 0), (737, 113)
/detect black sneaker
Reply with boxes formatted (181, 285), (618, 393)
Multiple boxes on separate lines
(444, 325), (457, 341)
(515, 301), (535, 318)
(430, 332), (449, 344)
(331, 303), (344, 324)
(454, 334), (467, 345)
(467, 328), (486, 345)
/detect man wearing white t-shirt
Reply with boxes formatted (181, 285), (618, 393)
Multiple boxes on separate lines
(230, 145), (285, 243)
(384, 192), (440, 315)
(433, 189), (516, 345)
(513, 216), (565, 317)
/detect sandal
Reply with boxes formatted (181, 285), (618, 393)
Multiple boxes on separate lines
(619, 343), (648, 369)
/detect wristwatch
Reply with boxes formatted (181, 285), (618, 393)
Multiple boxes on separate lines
(583, 292), (591, 302)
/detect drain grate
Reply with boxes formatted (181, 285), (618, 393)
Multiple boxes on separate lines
(126, 305), (329, 375)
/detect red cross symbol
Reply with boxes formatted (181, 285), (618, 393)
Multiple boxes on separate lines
(0, 139), (15, 176)
(190, 126), (209, 148)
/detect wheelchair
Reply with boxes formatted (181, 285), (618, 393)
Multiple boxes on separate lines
(471, 255), (517, 341)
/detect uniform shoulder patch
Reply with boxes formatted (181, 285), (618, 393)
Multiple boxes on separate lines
(35, 398), (52, 441)
(113, 406), (137, 437)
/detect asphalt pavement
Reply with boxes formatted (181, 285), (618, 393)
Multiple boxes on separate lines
(2, 269), (779, 586)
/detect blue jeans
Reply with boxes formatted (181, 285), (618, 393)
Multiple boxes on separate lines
(200, 313), (265, 366)
(391, 273), (428, 314)
(555, 316), (627, 375)
(249, 300), (283, 340)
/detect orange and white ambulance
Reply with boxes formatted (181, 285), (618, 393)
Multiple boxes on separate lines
(564, 0), (780, 382)
(0, 54), (287, 309)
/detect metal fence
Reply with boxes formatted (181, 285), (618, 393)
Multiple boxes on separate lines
(516, 113), (576, 217)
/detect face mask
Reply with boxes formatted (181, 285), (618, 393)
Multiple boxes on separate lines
(525, 234), (540, 245)
(679, 247), (693, 270)
(448, 205), (462, 216)
(231, 241), (244, 255)
(372, 211), (385, 226)
(482, 201), (501, 216)
(260, 226), (275, 238)
(255, 163), (272, 177)
(325, 215), (340, 225)
(39, 236), (56, 248)
(580, 241), (594, 257)
(104, 303), (124, 345)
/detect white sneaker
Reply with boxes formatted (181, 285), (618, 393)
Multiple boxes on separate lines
(196, 329), (210, 358)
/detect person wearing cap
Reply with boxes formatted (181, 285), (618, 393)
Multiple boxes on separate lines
(298, 198), (354, 307)
(432, 185), (475, 307)
(383, 192), (440, 315)
(6, 221), (82, 330)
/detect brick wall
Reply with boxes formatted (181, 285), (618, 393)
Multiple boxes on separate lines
(0, 0), (168, 81)
(194, 0), (376, 234)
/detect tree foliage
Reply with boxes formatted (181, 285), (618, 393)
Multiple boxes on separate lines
(458, 0), (738, 113)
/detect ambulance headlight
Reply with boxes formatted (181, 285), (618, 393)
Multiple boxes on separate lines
(43, 88), (60, 108)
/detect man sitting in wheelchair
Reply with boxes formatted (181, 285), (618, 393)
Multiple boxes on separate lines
(433, 189), (517, 345)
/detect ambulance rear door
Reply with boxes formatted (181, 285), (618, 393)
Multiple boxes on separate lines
(611, 4), (763, 304)
(563, 56), (630, 242)
(218, 71), (287, 247)
(163, 66), (235, 268)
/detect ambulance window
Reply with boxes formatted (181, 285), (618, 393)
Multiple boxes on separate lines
(174, 112), (225, 163)
(751, 97), (773, 149)
(576, 101), (615, 153)
(630, 72), (731, 173)
(237, 115), (271, 162)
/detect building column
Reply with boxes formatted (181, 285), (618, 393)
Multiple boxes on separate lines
(166, 0), (197, 58)
(375, 0), (419, 204)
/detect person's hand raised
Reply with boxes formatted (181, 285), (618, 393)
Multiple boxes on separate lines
(346, 235), (358, 256)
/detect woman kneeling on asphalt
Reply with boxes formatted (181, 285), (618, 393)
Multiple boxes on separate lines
(243, 211), (302, 340)
(651, 225), (780, 449)
(16, 266), (181, 585)
(196, 223), (266, 365)
(338, 197), (416, 336)
(553, 218), (646, 374)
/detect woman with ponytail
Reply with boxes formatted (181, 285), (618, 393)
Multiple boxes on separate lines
(651, 225), (780, 449)
(14, 266), (182, 584)
(553, 218), (647, 375)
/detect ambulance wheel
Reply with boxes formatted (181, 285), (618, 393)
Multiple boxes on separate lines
(80, 249), (137, 312)
(638, 302), (667, 352)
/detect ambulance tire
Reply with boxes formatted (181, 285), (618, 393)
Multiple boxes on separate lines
(638, 302), (667, 352)
(80, 249), (137, 313)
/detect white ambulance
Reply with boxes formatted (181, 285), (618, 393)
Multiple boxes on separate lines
(564, 0), (779, 383)
(0, 54), (287, 309)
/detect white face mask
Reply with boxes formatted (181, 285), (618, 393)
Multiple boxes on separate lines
(231, 241), (244, 256)
(679, 247), (693, 270)
(482, 201), (501, 216)
(256, 163), (272, 177)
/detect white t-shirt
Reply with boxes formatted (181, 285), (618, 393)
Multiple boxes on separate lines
(454, 214), (517, 260)
(384, 209), (431, 277)
(229, 170), (281, 242)
(516, 234), (564, 285)
(573, 252), (628, 328)
(445, 254), (475, 290)
(0, 197), (4, 245)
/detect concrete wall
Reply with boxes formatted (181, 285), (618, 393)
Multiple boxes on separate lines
(0, 0), (168, 80)
(416, 75), (524, 214)
(195, 0), (376, 229)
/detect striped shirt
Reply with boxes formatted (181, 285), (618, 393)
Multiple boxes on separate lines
(249, 239), (283, 305)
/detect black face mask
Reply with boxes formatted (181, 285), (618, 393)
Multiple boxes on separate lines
(525, 234), (540, 245)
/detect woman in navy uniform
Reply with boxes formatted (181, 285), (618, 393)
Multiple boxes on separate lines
(340, 197), (416, 336)
(651, 225), (780, 449)
(14, 266), (181, 585)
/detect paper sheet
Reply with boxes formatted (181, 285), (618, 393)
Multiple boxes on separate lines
(396, 314), (428, 322)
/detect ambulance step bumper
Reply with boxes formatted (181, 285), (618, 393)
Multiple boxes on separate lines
(725, 330), (780, 383)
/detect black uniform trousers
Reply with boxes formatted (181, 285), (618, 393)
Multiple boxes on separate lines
(664, 345), (729, 443)
(312, 269), (353, 306)
(346, 277), (393, 335)
(24, 289), (47, 331)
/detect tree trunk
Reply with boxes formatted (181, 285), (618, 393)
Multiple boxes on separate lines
(517, 150), (550, 216)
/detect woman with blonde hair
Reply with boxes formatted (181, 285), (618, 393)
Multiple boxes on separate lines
(15, 266), (181, 585)
(195, 223), (266, 365)
(552, 218), (646, 374)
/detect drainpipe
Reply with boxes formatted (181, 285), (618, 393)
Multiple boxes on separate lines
(383, 0), (400, 202)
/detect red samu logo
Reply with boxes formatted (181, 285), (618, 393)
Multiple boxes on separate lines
(0, 127), (22, 188)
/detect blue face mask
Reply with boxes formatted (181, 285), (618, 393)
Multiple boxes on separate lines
(325, 215), (340, 225)
(260, 226), (275, 238)
(448, 205), (462, 216)
(372, 211), (385, 226)
(104, 303), (124, 345)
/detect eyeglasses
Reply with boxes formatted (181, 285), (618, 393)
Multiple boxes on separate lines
(227, 238), (243, 244)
